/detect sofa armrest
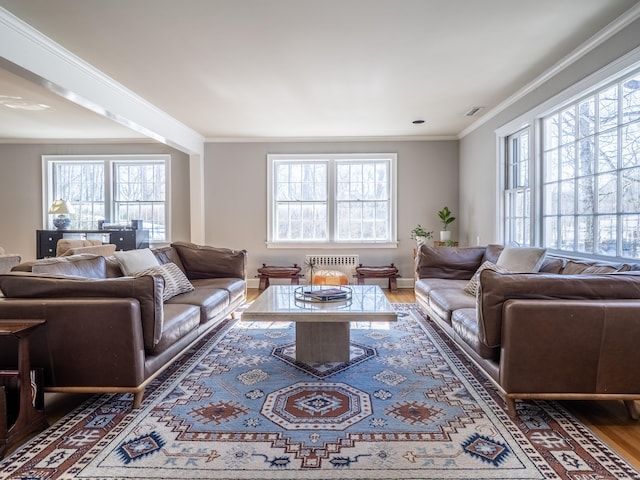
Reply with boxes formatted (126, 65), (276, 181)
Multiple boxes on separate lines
(0, 298), (146, 387)
(0, 254), (21, 274)
(0, 272), (164, 351)
(499, 298), (640, 395)
(171, 241), (247, 280)
(415, 245), (486, 280)
(477, 270), (640, 348)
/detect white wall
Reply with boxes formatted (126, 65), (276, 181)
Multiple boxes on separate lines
(459, 17), (640, 247)
(205, 140), (458, 285)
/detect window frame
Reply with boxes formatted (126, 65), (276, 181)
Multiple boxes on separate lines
(503, 127), (534, 246)
(266, 153), (398, 249)
(498, 47), (640, 262)
(42, 154), (171, 242)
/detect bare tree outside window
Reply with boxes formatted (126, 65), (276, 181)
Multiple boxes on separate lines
(542, 70), (640, 259)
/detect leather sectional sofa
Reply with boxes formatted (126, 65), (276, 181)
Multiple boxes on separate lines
(414, 244), (640, 418)
(0, 242), (247, 408)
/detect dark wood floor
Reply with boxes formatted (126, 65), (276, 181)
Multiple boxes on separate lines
(6, 287), (640, 471)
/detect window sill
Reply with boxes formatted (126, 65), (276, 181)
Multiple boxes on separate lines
(266, 241), (398, 249)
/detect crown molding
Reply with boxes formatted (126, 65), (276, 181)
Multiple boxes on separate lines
(0, 137), (160, 145)
(205, 134), (458, 143)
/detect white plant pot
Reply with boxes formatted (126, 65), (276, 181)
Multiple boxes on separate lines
(415, 236), (428, 247)
(440, 230), (451, 242)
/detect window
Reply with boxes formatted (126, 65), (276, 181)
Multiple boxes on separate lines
(500, 61), (640, 261)
(542, 70), (640, 258)
(504, 128), (532, 246)
(43, 154), (169, 242)
(267, 154), (397, 247)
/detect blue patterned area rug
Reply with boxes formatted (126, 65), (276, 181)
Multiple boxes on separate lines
(2, 304), (639, 479)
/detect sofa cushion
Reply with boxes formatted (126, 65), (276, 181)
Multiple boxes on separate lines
(114, 248), (159, 275)
(149, 303), (201, 355)
(464, 261), (510, 296)
(482, 244), (504, 264)
(561, 260), (626, 274)
(190, 277), (247, 305)
(31, 254), (107, 279)
(539, 256), (564, 273)
(416, 245), (486, 280)
(451, 308), (499, 361)
(152, 246), (186, 273)
(134, 262), (194, 301)
(165, 285), (229, 324)
(427, 288), (477, 324)
(496, 246), (546, 273)
(105, 256), (124, 277)
(172, 242), (247, 279)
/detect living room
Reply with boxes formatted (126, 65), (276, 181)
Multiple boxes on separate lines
(0, 2), (635, 280)
(2, 1), (640, 478)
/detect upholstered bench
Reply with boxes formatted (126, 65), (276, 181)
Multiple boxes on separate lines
(354, 263), (400, 291)
(256, 264), (304, 290)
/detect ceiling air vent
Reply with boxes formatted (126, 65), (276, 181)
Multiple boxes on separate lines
(465, 106), (484, 117)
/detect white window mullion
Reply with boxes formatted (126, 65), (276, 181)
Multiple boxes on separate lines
(328, 158), (336, 241)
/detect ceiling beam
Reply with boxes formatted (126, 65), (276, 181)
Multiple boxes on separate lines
(0, 7), (204, 157)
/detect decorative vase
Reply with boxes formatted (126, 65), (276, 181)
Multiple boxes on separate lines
(53, 215), (71, 230)
(440, 230), (451, 242)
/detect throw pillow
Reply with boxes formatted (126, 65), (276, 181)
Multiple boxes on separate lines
(464, 261), (510, 296)
(114, 248), (159, 276)
(496, 245), (547, 273)
(134, 262), (194, 301)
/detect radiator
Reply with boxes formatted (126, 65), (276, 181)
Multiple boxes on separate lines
(305, 254), (360, 278)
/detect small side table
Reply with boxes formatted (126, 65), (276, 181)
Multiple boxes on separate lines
(256, 264), (304, 290)
(0, 319), (48, 459)
(354, 264), (400, 291)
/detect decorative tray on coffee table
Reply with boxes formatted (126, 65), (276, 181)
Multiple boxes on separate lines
(294, 285), (352, 303)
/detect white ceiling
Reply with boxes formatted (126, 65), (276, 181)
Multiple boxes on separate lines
(0, 0), (639, 143)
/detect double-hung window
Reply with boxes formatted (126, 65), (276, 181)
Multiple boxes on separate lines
(504, 128), (532, 246)
(542, 69), (640, 258)
(267, 153), (397, 247)
(500, 61), (640, 260)
(43, 154), (169, 242)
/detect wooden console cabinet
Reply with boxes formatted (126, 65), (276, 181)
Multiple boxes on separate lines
(36, 229), (149, 259)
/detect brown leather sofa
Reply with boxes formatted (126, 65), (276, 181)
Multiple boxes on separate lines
(0, 242), (247, 408)
(414, 244), (640, 418)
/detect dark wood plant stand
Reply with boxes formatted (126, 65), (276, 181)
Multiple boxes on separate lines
(0, 319), (48, 459)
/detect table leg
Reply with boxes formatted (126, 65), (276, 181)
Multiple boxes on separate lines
(295, 322), (350, 363)
(0, 335), (48, 459)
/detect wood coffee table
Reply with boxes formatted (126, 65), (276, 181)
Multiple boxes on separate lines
(241, 285), (397, 363)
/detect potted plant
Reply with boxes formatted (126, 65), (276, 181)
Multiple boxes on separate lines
(410, 224), (433, 246)
(437, 206), (456, 241)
